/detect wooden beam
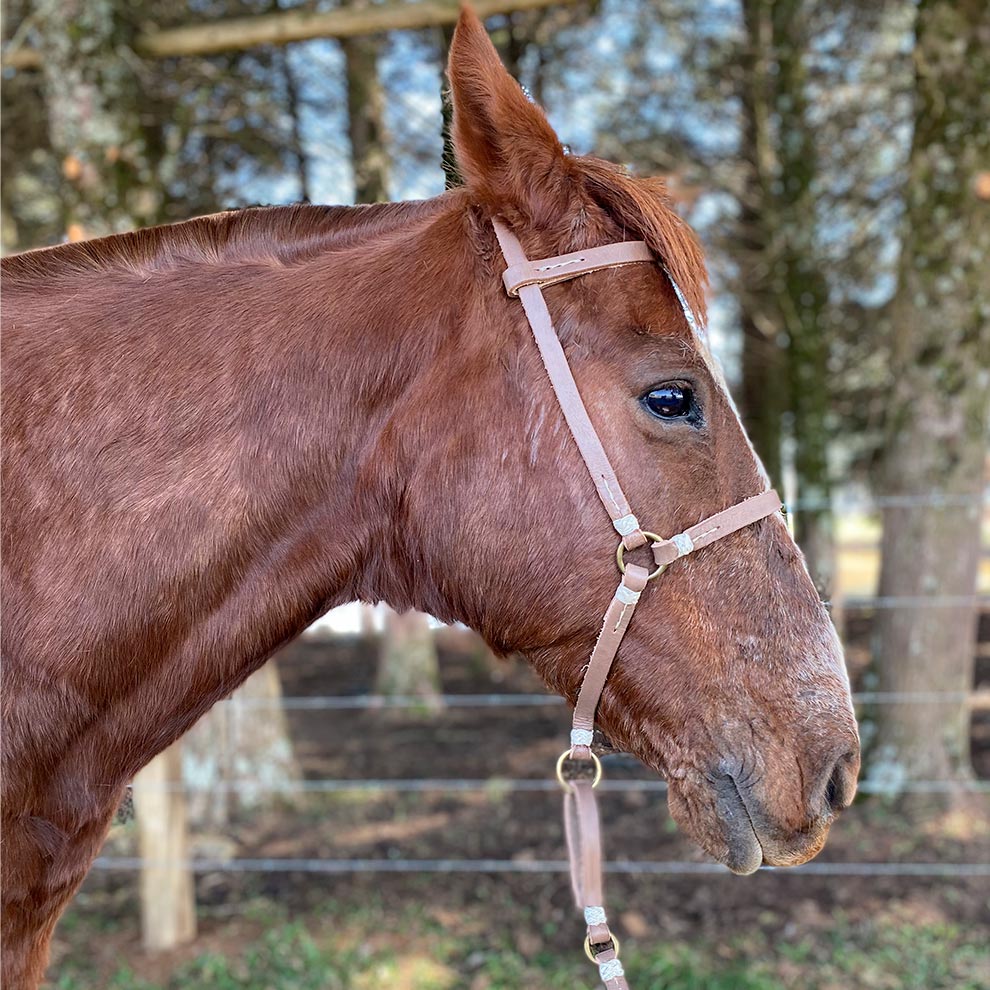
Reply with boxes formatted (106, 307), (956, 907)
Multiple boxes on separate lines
(3, 0), (575, 69)
(132, 743), (197, 952)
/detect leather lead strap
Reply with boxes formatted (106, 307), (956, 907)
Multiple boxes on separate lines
(491, 217), (782, 990)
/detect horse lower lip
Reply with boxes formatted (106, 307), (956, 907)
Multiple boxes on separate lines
(711, 775), (763, 875)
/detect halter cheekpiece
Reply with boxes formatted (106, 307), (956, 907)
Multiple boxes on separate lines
(492, 218), (782, 990)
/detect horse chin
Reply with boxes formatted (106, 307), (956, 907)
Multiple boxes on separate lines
(666, 772), (757, 875)
(667, 772), (834, 876)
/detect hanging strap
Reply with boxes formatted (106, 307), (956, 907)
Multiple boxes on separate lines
(558, 565), (650, 990)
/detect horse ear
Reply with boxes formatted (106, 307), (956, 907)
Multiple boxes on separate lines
(447, 6), (568, 221)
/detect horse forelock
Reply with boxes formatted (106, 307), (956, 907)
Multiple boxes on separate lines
(575, 156), (708, 330)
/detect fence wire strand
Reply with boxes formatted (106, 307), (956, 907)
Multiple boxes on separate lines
(223, 689), (989, 710)
(786, 492), (988, 511)
(91, 856), (990, 879)
(132, 776), (990, 795)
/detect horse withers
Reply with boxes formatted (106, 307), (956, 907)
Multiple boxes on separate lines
(0, 9), (859, 986)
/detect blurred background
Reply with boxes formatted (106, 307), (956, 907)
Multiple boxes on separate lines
(2, 0), (988, 987)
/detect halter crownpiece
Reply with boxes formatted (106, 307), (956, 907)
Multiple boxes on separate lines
(492, 218), (782, 990)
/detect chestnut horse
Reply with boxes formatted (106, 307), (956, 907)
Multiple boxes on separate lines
(0, 10), (859, 986)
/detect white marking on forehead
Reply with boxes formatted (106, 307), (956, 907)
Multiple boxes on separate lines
(665, 271), (702, 339)
(665, 270), (772, 488)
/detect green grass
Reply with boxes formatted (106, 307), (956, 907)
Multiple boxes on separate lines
(813, 917), (989, 990)
(50, 931), (781, 990)
(52, 923), (372, 990)
(49, 905), (989, 990)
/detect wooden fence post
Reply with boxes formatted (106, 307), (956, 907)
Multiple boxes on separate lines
(132, 741), (196, 951)
(183, 660), (301, 828)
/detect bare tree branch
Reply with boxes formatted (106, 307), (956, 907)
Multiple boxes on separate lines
(3, 0), (577, 69)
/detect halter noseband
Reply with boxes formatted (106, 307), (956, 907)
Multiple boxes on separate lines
(492, 219), (782, 990)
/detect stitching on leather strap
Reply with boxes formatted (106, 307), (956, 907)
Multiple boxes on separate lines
(537, 256), (587, 272)
(502, 241), (654, 297)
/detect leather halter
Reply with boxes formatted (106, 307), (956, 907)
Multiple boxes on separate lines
(492, 219), (782, 989)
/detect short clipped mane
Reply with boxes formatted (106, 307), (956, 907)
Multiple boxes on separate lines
(4, 160), (707, 330)
(577, 156), (708, 328)
(1, 199), (445, 285)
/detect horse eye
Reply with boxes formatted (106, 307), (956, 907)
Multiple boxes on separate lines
(642, 384), (693, 419)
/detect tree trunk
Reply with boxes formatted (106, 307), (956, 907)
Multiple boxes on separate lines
(33, 0), (158, 238)
(770, 0), (834, 594)
(270, 0), (310, 202)
(375, 607), (444, 709)
(358, 602), (380, 640)
(132, 743), (196, 951)
(868, 0), (990, 792)
(737, 0), (785, 489)
(182, 661), (301, 830)
(737, 0), (835, 594)
(342, 3), (390, 205)
(738, 320), (785, 488)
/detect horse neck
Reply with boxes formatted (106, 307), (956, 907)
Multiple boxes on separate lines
(180, 208), (470, 635)
(4, 201), (474, 766)
(272, 218), (475, 599)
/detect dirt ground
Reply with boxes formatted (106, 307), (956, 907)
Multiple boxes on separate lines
(48, 615), (990, 989)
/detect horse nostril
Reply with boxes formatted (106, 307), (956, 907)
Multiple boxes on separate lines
(823, 749), (858, 814)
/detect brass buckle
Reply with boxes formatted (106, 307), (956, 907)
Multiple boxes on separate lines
(584, 933), (621, 963)
(555, 748), (602, 791)
(616, 531), (667, 581)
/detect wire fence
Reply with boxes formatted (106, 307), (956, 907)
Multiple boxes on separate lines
(91, 856), (990, 879)
(840, 596), (990, 608)
(119, 685), (989, 881)
(129, 776), (990, 795)
(785, 492), (988, 511)
(113, 516), (989, 891)
(220, 688), (989, 710)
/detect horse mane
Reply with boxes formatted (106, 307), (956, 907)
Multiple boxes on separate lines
(3, 162), (706, 327)
(0, 198), (448, 286)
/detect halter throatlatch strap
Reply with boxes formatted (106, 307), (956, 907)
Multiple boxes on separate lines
(492, 217), (781, 990)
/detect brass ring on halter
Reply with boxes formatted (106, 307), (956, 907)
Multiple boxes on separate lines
(615, 532), (667, 581)
(584, 933), (621, 964)
(556, 748), (603, 791)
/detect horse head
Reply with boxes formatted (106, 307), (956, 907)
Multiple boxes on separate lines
(393, 9), (860, 875)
